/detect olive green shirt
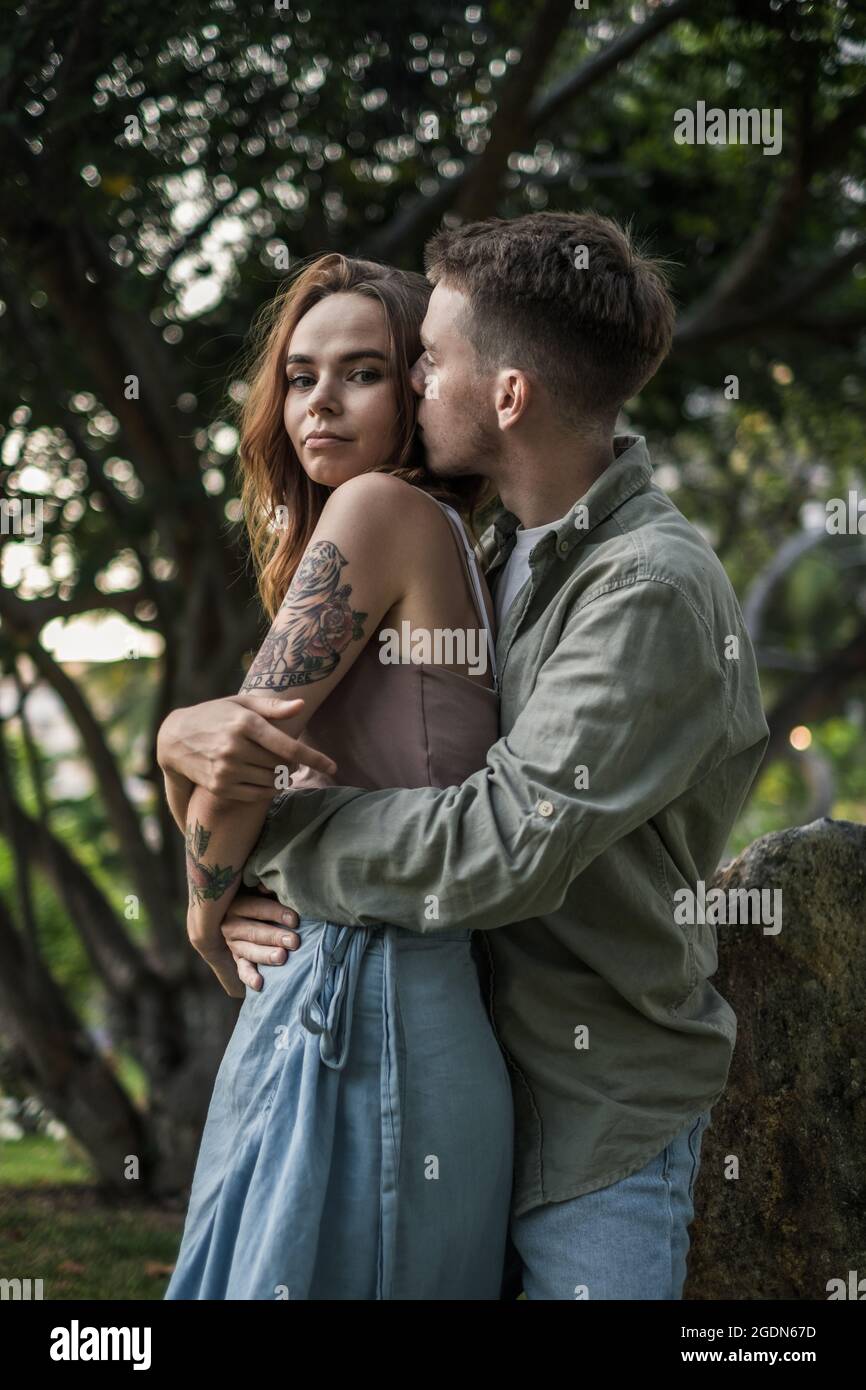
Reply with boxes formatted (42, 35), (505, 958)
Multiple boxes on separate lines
(243, 434), (770, 1217)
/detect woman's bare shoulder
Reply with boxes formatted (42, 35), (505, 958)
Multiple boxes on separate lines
(322, 471), (453, 549)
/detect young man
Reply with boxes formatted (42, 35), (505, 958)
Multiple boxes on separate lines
(159, 211), (770, 1299)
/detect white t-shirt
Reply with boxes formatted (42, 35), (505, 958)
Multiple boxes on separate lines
(494, 512), (570, 628)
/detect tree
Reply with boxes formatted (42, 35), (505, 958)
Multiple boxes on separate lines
(0, 0), (863, 1193)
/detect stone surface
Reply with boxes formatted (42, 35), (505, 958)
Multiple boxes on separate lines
(685, 818), (866, 1300)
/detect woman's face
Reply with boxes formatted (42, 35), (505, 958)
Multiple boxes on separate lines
(283, 292), (401, 488)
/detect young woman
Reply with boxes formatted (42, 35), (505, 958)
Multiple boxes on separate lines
(159, 254), (514, 1300)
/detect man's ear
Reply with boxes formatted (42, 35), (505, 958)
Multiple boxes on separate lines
(494, 368), (532, 431)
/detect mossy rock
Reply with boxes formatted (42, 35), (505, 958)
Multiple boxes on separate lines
(686, 818), (866, 1300)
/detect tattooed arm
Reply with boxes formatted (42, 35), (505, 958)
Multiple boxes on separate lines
(185, 471), (421, 994)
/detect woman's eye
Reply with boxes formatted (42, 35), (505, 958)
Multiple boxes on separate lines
(286, 368), (382, 388)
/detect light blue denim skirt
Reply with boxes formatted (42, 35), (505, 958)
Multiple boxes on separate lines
(164, 917), (514, 1300)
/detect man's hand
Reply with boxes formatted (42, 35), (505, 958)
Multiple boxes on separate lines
(157, 694), (337, 802)
(220, 890), (302, 992)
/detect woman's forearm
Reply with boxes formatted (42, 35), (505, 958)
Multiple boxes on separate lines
(185, 786), (272, 950)
(164, 768), (194, 835)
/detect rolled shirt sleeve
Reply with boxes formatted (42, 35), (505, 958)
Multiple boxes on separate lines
(242, 578), (731, 934)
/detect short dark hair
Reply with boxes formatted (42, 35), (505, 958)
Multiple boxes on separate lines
(424, 210), (676, 426)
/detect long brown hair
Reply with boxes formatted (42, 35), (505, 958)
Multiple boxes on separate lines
(235, 253), (492, 621)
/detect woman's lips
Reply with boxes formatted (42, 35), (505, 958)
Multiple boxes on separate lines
(305, 436), (352, 450)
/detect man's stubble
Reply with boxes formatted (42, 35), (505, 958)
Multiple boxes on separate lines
(422, 399), (501, 481)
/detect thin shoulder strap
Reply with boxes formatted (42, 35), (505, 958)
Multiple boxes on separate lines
(428, 498), (499, 688)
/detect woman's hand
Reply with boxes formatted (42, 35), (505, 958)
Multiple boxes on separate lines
(157, 694), (336, 801)
(187, 905), (248, 999)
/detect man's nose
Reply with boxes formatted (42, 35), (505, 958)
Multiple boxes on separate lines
(409, 357), (426, 398)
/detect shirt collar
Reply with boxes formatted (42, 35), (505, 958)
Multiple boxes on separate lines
(492, 433), (654, 557)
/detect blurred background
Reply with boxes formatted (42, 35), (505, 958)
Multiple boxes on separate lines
(0, 0), (863, 1298)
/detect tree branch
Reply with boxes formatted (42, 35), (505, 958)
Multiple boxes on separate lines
(365, 0), (698, 259)
(0, 601), (176, 944)
(0, 891), (147, 1194)
(453, 0), (578, 223)
(675, 237), (866, 349)
(529, 0), (697, 128)
(742, 528), (828, 646)
(679, 86), (866, 341)
(0, 585), (155, 631)
(0, 709), (157, 993)
(763, 621), (866, 767)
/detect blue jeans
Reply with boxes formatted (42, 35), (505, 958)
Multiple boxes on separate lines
(504, 1109), (712, 1300)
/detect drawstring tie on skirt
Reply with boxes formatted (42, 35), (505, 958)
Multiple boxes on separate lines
(297, 921), (402, 1297)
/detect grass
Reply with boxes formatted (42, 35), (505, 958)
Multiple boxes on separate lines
(0, 1185), (183, 1300)
(0, 1134), (95, 1187)
(0, 1135), (183, 1300)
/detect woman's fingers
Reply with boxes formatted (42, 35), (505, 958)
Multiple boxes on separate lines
(233, 694), (306, 719)
(230, 738), (290, 775)
(239, 711), (337, 779)
(195, 696), (338, 784)
(291, 739), (338, 778)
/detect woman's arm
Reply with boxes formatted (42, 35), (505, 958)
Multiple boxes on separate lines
(163, 766), (195, 836)
(184, 472), (425, 992)
(157, 693), (339, 835)
(183, 695), (308, 980)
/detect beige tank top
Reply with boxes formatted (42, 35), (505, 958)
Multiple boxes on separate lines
(286, 491), (499, 793)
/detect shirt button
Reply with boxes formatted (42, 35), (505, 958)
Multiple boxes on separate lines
(536, 799), (555, 817)
(557, 539), (569, 555)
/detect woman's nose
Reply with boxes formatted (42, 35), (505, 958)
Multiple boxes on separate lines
(308, 382), (339, 414)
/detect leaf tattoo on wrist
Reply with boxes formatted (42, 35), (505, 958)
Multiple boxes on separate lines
(241, 539), (367, 692)
(186, 819), (241, 906)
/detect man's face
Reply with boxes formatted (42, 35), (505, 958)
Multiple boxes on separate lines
(410, 282), (500, 478)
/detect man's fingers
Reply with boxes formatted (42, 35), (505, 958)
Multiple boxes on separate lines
(228, 895), (299, 928)
(221, 920), (300, 953)
(236, 957), (264, 992)
(222, 921), (300, 946)
(228, 937), (295, 965)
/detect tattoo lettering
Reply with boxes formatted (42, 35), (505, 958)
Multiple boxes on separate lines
(185, 818), (242, 906)
(241, 539), (367, 692)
